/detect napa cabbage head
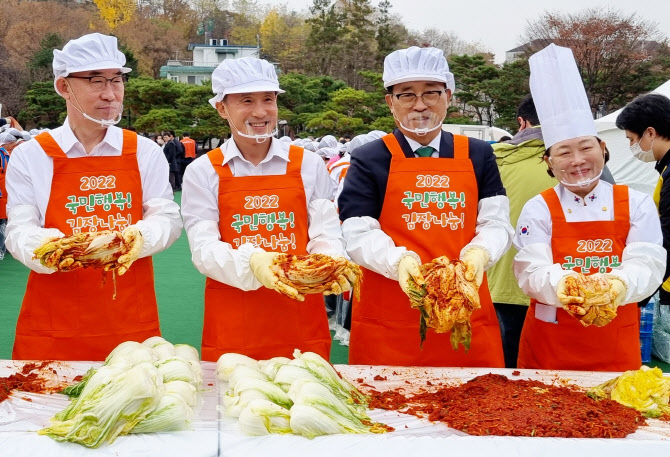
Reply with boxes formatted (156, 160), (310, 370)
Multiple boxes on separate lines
(39, 362), (163, 448)
(217, 353), (258, 382)
(238, 399), (291, 436)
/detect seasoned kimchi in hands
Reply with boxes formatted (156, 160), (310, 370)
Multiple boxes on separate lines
(34, 230), (131, 273)
(559, 273), (618, 327)
(409, 256), (481, 351)
(270, 254), (363, 301)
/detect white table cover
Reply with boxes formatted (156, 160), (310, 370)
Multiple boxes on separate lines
(1, 361), (669, 456)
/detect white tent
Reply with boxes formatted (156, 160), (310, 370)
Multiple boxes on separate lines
(594, 80), (670, 196)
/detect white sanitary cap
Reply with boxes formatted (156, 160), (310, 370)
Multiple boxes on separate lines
(209, 57), (285, 108)
(347, 134), (370, 154)
(529, 44), (597, 149)
(303, 141), (317, 152)
(279, 136), (292, 143)
(318, 135), (338, 149)
(366, 130), (387, 141)
(52, 33), (131, 94)
(383, 46), (455, 94)
(0, 131), (18, 145)
(320, 147), (340, 159)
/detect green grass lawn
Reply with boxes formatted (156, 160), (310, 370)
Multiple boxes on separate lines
(0, 191), (666, 370)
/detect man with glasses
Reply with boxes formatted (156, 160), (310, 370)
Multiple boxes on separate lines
(338, 46), (512, 366)
(4, 33), (182, 360)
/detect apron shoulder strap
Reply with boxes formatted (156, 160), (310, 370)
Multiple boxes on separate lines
(540, 188), (566, 222)
(381, 133), (405, 159)
(121, 129), (138, 156)
(612, 184), (630, 223)
(287, 145), (304, 174)
(452, 134), (470, 159)
(207, 148), (233, 178)
(34, 132), (67, 158)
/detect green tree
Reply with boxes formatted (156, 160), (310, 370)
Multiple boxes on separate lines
(28, 33), (65, 82)
(340, 0), (376, 89)
(305, 110), (366, 136)
(176, 81), (230, 145)
(18, 81), (66, 128)
(134, 108), (181, 133)
(374, 0), (398, 69)
(118, 43), (140, 79)
(448, 54), (499, 126)
(484, 59), (530, 133)
(305, 0), (344, 76)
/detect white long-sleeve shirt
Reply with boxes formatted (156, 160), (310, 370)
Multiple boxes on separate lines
(5, 119), (182, 274)
(513, 181), (665, 310)
(342, 133), (513, 279)
(181, 136), (345, 290)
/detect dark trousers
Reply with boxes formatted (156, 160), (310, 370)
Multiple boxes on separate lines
(169, 170), (181, 191)
(493, 302), (528, 368)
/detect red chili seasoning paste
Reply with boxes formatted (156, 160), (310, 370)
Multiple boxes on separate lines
(367, 373), (644, 438)
(0, 361), (63, 403)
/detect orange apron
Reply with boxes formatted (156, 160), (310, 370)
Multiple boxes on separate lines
(349, 133), (504, 367)
(201, 146), (331, 362)
(13, 131), (160, 361)
(517, 185), (640, 371)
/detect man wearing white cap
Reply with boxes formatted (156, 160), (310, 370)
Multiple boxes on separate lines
(513, 44), (665, 371)
(4, 33), (182, 360)
(181, 56), (348, 361)
(338, 47), (512, 366)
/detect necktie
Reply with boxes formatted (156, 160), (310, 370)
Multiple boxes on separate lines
(416, 146), (435, 157)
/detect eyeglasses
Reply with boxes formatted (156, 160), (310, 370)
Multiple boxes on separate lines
(393, 90), (445, 108)
(67, 75), (128, 92)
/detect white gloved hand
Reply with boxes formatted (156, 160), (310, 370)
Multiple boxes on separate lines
(322, 256), (357, 296)
(117, 226), (143, 276)
(608, 278), (627, 307)
(460, 247), (490, 288)
(249, 251), (301, 299)
(398, 255), (424, 297)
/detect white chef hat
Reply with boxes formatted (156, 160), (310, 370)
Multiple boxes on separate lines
(52, 33), (131, 93)
(209, 57), (285, 108)
(383, 47), (455, 94)
(529, 44), (597, 149)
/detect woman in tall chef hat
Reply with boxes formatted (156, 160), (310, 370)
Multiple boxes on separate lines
(513, 44), (665, 371)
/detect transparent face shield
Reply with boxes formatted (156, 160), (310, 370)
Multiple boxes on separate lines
(548, 149), (605, 189)
(391, 108), (444, 136)
(222, 102), (278, 144)
(65, 80), (123, 128)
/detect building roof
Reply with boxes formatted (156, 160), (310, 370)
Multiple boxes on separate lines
(187, 43), (259, 51)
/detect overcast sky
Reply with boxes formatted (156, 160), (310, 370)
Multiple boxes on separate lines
(259, 0), (670, 63)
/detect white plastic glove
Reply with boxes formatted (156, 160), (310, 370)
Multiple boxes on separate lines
(608, 278), (627, 307)
(117, 226), (143, 276)
(249, 251), (300, 299)
(460, 247), (490, 288)
(322, 256), (357, 296)
(397, 255), (424, 297)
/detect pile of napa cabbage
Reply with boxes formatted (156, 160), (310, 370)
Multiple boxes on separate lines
(217, 349), (390, 439)
(39, 337), (202, 447)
